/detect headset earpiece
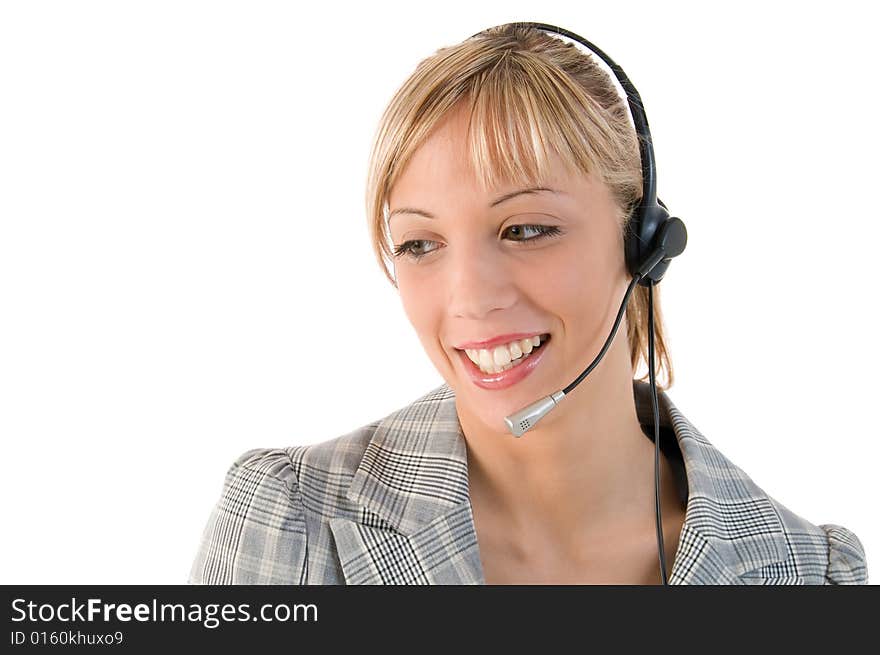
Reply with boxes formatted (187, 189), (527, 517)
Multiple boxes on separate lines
(626, 199), (687, 286)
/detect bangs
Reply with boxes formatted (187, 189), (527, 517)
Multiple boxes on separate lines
(462, 51), (618, 193)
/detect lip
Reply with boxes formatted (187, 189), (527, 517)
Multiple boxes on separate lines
(457, 336), (551, 390)
(454, 332), (548, 350)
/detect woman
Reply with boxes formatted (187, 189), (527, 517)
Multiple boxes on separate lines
(188, 22), (867, 585)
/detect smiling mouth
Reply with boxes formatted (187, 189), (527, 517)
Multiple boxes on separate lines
(460, 333), (551, 375)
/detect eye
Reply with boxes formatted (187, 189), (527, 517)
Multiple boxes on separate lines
(392, 224), (563, 262)
(392, 238), (438, 261)
(503, 224), (562, 241)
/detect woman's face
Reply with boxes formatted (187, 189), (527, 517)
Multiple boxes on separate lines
(388, 106), (630, 434)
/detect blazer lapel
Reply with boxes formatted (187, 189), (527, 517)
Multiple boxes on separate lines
(328, 384), (486, 584)
(635, 384), (792, 584)
(331, 381), (791, 585)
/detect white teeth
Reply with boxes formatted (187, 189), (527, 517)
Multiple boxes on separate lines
(493, 345), (511, 368)
(509, 341), (522, 359)
(464, 334), (548, 374)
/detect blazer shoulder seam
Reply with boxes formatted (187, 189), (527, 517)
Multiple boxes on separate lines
(230, 447), (303, 500)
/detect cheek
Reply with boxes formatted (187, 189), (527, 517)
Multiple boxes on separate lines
(397, 272), (443, 344)
(534, 241), (621, 325)
(398, 286), (450, 375)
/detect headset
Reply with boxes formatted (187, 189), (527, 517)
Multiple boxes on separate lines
(470, 22), (688, 585)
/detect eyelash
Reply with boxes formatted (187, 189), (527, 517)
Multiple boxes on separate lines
(392, 224), (563, 262)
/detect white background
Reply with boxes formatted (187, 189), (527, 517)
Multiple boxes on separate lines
(1, 1), (876, 584)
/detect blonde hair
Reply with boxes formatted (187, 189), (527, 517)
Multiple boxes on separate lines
(364, 23), (674, 390)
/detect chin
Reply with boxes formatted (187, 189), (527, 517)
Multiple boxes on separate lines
(452, 389), (521, 434)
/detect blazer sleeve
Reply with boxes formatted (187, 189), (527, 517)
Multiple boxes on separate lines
(819, 523), (868, 585)
(188, 447), (308, 585)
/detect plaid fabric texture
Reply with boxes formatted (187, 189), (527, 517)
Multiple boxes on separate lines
(188, 381), (868, 585)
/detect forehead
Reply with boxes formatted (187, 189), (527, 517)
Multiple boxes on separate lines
(389, 110), (579, 210)
(391, 110), (477, 195)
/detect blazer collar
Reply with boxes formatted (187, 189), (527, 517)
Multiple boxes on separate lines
(329, 381), (789, 584)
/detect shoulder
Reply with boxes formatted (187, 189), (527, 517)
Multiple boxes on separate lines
(757, 492), (869, 584)
(188, 423), (380, 585)
(187, 447), (307, 584)
(653, 385), (869, 585)
(708, 455), (869, 585)
(817, 523), (869, 584)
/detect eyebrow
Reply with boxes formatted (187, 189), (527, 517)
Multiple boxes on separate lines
(387, 186), (562, 222)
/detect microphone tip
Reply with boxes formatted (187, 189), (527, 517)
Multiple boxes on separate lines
(503, 391), (565, 438)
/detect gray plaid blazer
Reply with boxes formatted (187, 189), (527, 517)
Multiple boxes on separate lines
(188, 381), (868, 585)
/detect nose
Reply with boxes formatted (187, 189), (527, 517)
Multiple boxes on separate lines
(447, 243), (518, 320)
